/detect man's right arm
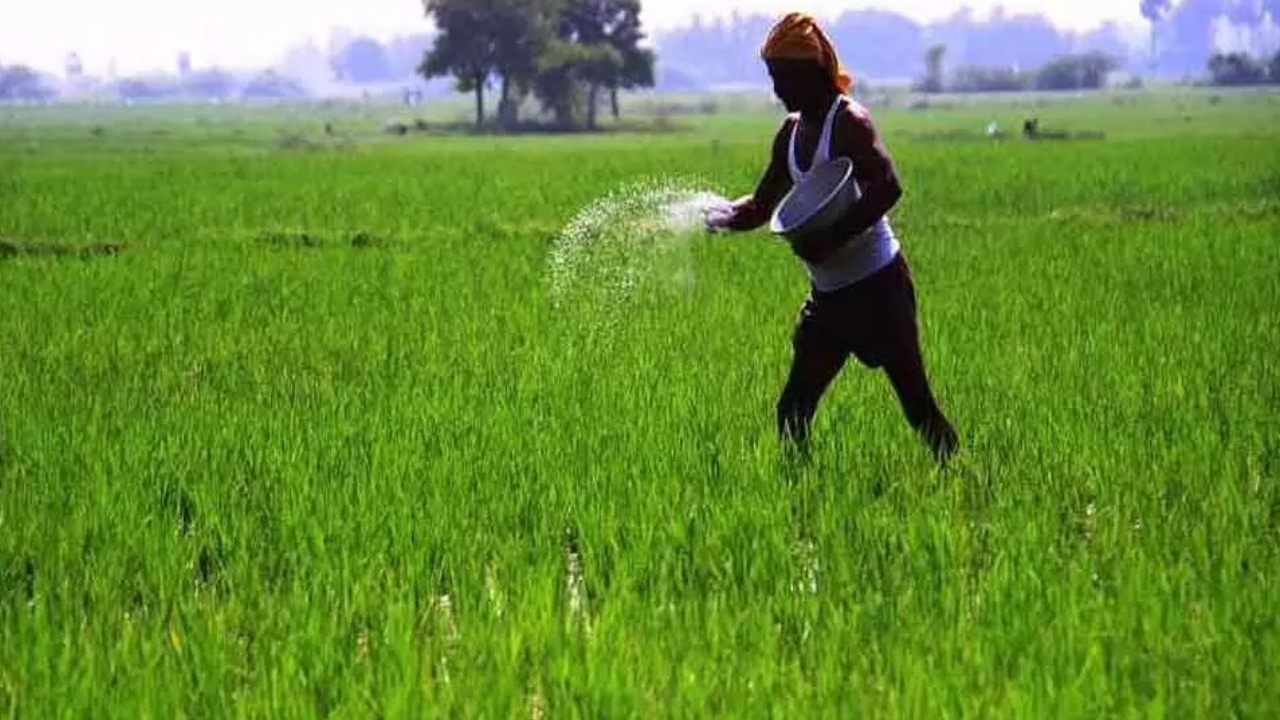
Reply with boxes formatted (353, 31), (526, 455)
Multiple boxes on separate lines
(720, 120), (794, 231)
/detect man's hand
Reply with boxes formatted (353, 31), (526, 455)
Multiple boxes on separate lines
(703, 194), (772, 233)
(702, 199), (738, 232)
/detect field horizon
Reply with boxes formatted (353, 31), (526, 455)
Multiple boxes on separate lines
(2, 87), (1279, 718)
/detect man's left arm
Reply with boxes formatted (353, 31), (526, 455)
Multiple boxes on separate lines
(826, 108), (903, 241)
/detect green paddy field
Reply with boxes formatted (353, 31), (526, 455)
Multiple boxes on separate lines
(2, 88), (1279, 718)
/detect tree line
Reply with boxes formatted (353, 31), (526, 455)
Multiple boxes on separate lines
(916, 47), (1125, 93)
(6, 0), (1279, 106)
(1205, 49), (1280, 84)
(1139, 0), (1280, 77)
(655, 9), (1133, 89)
(417, 0), (655, 130)
(914, 42), (1280, 94)
(655, 1), (1280, 89)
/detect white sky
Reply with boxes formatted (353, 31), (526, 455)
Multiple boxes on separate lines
(1, 0), (1147, 76)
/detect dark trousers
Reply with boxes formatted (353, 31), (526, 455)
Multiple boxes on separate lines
(777, 252), (959, 464)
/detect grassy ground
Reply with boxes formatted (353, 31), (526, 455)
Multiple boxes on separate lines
(2, 88), (1279, 718)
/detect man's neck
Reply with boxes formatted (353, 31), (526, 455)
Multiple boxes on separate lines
(798, 91), (841, 125)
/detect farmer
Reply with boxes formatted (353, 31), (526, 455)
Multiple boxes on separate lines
(705, 12), (959, 465)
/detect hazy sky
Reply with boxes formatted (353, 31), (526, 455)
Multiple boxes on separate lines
(1, 0), (1146, 76)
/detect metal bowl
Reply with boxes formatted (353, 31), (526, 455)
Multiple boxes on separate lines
(769, 157), (861, 239)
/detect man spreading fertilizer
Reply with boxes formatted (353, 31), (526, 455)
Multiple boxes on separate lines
(705, 12), (959, 465)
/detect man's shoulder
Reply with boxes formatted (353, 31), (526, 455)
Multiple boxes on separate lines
(844, 97), (871, 114)
(770, 113), (800, 148)
(836, 98), (875, 129)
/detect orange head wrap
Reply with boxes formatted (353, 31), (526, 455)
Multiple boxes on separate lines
(760, 12), (854, 94)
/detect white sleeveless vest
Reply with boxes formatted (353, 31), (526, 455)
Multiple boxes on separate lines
(787, 94), (900, 293)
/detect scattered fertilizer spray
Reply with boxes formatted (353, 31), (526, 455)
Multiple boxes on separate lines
(546, 176), (733, 320)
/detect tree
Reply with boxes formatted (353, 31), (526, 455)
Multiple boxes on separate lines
(1207, 51), (1268, 83)
(922, 43), (947, 92)
(535, 0), (654, 128)
(611, 45), (654, 118)
(584, 0), (656, 120)
(1078, 52), (1120, 87)
(1140, 0), (1172, 73)
(949, 64), (1031, 92)
(488, 0), (561, 127)
(420, 0), (500, 127)
(420, 0), (562, 128)
(532, 38), (615, 126)
(1035, 52), (1119, 89)
(419, 0), (652, 131)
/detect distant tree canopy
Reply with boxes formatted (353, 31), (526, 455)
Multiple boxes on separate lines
(1206, 49), (1280, 84)
(331, 37), (394, 84)
(241, 70), (308, 99)
(0, 65), (55, 101)
(418, 0), (655, 129)
(105, 67), (307, 102)
(914, 48), (1123, 93)
(920, 44), (947, 93)
(316, 33), (436, 85)
(1035, 52), (1122, 90)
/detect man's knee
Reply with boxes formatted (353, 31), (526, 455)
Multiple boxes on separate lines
(881, 348), (937, 426)
(900, 393), (937, 430)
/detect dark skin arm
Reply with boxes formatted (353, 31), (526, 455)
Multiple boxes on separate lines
(716, 118), (796, 231)
(804, 105), (903, 261)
